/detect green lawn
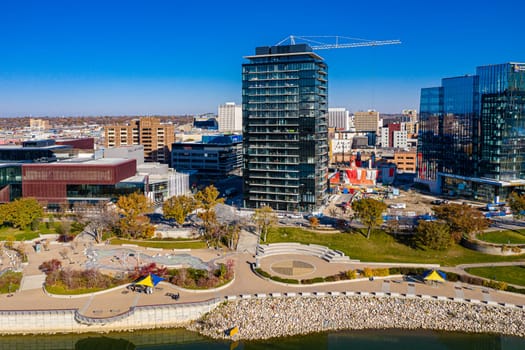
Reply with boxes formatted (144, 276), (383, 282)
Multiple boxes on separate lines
(110, 238), (207, 250)
(44, 285), (109, 295)
(0, 221), (86, 241)
(0, 226), (40, 241)
(266, 227), (525, 266)
(477, 230), (525, 244)
(465, 266), (525, 286)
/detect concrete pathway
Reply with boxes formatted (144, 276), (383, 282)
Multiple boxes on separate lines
(236, 229), (259, 255)
(2, 242), (525, 323)
(19, 274), (46, 291)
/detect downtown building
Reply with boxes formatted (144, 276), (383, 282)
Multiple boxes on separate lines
(417, 62), (525, 202)
(218, 102), (242, 133)
(242, 44), (329, 212)
(104, 117), (174, 165)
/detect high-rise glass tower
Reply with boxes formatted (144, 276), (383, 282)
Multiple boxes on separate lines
(417, 62), (525, 202)
(242, 44), (329, 212)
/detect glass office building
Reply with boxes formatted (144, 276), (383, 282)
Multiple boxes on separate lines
(242, 44), (329, 211)
(417, 62), (525, 202)
(418, 87), (443, 183)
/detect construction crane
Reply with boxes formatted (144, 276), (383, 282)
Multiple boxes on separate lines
(275, 35), (401, 50)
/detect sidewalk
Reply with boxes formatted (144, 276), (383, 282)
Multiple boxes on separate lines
(1, 251), (524, 317)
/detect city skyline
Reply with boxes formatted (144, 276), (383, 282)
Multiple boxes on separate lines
(1, 0), (525, 117)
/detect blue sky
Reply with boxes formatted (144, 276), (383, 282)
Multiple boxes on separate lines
(1, 0), (524, 117)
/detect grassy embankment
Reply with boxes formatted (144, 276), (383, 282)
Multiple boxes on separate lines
(476, 230), (525, 244)
(266, 226), (525, 266)
(110, 238), (207, 250)
(465, 265), (525, 286)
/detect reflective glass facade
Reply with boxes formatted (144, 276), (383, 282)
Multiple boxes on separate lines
(479, 91), (525, 181)
(242, 44), (329, 211)
(418, 62), (525, 202)
(441, 76), (479, 177)
(0, 164), (22, 202)
(418, 87), (443, 181)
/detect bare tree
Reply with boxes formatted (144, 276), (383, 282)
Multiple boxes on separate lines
(76, 202), (119, 243)
(253, 206), (278, 243)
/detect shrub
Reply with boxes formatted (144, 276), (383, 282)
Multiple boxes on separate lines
(325, 275), (341, 282)
(44, 268), (121, 293)
(0, 271), (23, 294)
(301, 277), (325, 284)
(215, 263), (227, 278)
(390, 267), (426, 276)
(506, 285), (525, 295)
(58, 234), (75, 243)
(130, 262), (168, 280)
(372, 268), (390, 277)
(446, 272), (460, 282)
(362, 267), (374, 278)
(272, 276), (299, 284)
(360, 267), (390, 278)
(39, 259), (62, 274)
(483, 280), (507, 291)
(255, 268), (271, 278)
(459, 275), (484, 286)
(187, 268), (208, 281)
(345, 269), (357, 280)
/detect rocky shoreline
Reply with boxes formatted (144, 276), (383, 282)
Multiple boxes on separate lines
(189, 295), (525, 340)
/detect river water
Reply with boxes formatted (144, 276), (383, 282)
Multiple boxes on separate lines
(0, 328), (523, 350)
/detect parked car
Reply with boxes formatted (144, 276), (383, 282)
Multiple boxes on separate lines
(389, 203), (406, 209)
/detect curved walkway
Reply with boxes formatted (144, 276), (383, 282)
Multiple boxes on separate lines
(1, 239), (524, 330)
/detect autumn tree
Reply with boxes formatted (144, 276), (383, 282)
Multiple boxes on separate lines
(194, 185), (224, 236)
(415, 220), (452, 250)
(253, 206), (278, 242)
(0, 198), (43, 230)
(432, 203), (489, 241)
(116, 192), (154, 239)
(352, 198), (387, 239)
(508, 192), (525, 219)
(194, 185), (224, 210)
(309, 216), (320, 228)
(163, 195), (196, 225)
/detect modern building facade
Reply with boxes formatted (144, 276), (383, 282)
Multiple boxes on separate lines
(242, 44), (329, 212)
(171, 134), (243, 179)
(380, 122), (408, 148)
(218, 102), (242, 133)
(328, 107), (350, 130)
(354, 110), (380, 133)
(21, 158), (139, 205)
(0, 164), (22, 202)
(104, 117), (174, 165)
(393, 150), (417, 173)
(417, 62), (525, 202)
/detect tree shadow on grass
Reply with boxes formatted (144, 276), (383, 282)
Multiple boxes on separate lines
(389, 231), (421, 250)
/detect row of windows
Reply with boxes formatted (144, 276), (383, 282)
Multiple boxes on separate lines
(242, 62), (317, 73)
(24, 169), (112, 182)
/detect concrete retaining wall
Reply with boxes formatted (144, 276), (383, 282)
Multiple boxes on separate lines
(462, 239), (524, 256)
(1, 289), (523, 335)
(0, 299), (221, 335)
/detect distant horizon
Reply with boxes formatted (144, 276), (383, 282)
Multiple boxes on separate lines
(0, 110), (413, 119)
(1, 0), (524, 117)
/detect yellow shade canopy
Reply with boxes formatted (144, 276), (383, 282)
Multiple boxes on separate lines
(135, 275), (154, 287)
(423, 270), (446, 282)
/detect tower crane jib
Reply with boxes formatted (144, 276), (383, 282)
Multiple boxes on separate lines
(275, 35), (401, 50)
